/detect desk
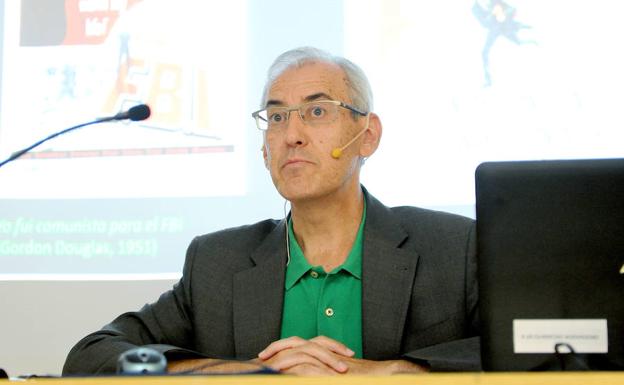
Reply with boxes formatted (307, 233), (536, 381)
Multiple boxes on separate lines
(16, 373), (624, 385)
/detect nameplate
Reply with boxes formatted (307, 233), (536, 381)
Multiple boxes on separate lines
(513, 319), (608, 353)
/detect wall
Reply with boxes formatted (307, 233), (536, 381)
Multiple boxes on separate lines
(0, 279), (176, 376)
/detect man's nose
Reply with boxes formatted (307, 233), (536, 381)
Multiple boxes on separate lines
(284, 109), (307, 145)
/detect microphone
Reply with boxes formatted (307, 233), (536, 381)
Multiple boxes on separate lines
(331, 114), (371, 159)
(104, 104), (151, 122)
(0, 104), (151, 169)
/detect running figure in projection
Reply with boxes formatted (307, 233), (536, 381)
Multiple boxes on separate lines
(472, 0), (536, 87)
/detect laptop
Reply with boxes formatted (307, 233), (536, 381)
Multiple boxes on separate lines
(475, 158), (624, 371)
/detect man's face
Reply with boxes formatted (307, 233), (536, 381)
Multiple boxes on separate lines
(262, 61), (366, 203)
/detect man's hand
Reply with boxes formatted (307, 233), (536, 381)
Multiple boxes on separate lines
(257, 335), (429, 375)
(258, 336), (355, 375)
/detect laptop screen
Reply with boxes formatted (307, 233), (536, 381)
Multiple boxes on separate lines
(475, 158), (624, 371)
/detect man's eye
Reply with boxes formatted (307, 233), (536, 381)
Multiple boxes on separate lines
(269, 113), (284, 122)
(310, 106), (325, 117)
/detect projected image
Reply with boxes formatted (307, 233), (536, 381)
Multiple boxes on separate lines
(2, 0), (623, 275)
(0, 0), (248, 199)
(346, 0), (624, 208)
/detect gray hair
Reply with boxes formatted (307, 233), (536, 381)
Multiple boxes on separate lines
(260, 47), (374, 113)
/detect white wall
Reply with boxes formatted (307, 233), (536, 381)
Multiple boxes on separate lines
(0, 279), (176, 376)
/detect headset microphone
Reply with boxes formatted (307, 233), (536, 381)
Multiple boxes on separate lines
(331, 114), (371, 159)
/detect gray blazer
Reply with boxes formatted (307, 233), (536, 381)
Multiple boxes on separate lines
(63, 189), (480, 374)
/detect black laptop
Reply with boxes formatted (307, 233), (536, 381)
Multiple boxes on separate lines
(475, 158), (624, 371)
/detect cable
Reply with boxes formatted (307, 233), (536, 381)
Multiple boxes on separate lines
(284, 199), (291, 266)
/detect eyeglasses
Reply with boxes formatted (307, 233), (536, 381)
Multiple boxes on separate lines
(251, 100), (367, 131)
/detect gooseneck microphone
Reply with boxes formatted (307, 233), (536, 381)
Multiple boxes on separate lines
(331, 113), (371, 159)
(0, 104), (151, 169)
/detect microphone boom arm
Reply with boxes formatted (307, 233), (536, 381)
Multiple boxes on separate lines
(0, 104), (150, 169)
(0, 120), (100, 169)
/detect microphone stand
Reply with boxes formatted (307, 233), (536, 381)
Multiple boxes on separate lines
(0, 119), (109, 169)
(0, 105), (149, 169)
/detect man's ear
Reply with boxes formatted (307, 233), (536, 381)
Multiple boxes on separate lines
(359, 113), (382, 158)
(262, 143), (269, 169)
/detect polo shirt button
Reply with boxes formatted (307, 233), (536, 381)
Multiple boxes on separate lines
(325, 307), (334, 317)
(310, 271), (319, 278)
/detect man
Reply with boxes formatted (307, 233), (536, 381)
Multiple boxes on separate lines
(63, 47), (479, 375)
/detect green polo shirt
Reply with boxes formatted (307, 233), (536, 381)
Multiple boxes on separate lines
(280, 203), (366, 358)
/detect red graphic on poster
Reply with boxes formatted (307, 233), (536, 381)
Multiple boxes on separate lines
(20, 0), (142, 46)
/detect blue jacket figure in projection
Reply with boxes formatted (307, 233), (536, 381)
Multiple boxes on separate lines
(472, 0), (536, 87)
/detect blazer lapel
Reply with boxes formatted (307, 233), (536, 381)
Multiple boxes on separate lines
(361, 191), (420, 360)
(232, 219), (287, 359)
